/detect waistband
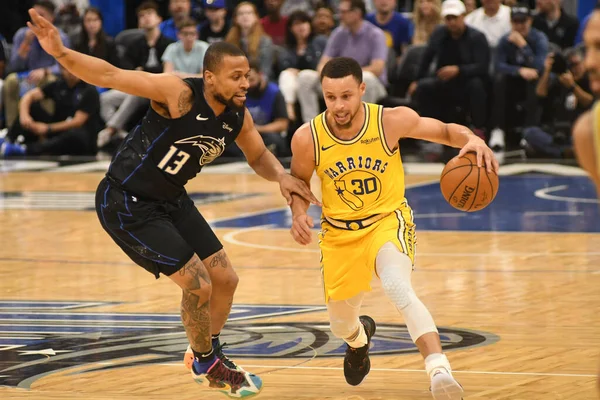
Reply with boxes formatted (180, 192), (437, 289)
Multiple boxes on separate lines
(323, 212), (390, 231)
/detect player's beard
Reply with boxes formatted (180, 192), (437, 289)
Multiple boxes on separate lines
(215, 91), (245, 112)
(333, 105), (360, 130)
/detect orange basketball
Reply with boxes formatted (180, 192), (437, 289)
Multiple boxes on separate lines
(439, 152), (499, 212)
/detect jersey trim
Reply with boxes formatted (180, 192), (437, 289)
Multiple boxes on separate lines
(310, 118), (320, 167)
(321, 102), (370, 145)
(377, 105), (396, 156)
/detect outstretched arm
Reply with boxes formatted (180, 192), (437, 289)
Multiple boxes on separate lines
(27, 8), (189, 118)
(235, 109), (320, 206)
(383, 106), (499, 173)
(289, 123), (318, 245)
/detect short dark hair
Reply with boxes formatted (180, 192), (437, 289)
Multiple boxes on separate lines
(339, 0), (366, 17)
(203, 42), (247, 73)
(177, 17), (198, 31)
(137, 0), (160, 15)
(35, 0), (56, 14)
(320, 57), (363, 84)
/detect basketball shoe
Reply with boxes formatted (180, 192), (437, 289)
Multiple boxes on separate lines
(430, 367), (464, 400)
(184, 343), (243, 371)
(344, 315), (376, 386)
(191, 357), (262, 398)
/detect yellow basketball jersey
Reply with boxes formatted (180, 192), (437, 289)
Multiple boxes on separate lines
(593, 101), (600, 177)
(311, 102), (406, 220)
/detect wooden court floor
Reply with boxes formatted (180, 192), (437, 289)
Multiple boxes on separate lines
(0, 167), (599, 399)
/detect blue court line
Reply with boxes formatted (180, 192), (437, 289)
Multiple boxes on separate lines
(0, 257), (596, 274)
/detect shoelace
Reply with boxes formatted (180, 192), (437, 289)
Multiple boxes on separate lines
(214, 342), (237, 369)
(208, 359), (247, 387)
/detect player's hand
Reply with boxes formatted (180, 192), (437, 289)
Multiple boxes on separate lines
(458, 136), (499, 174)
(27, 8), (67, 58)
(278, 174), (321, 206)
(291, 214), (314, 245)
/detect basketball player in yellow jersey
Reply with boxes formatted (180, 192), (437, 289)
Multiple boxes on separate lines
(289, 57), (498, 400)
(574, 4), (600, 197)
(572, 5), (600, 396)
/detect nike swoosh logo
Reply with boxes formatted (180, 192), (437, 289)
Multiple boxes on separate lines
(196, 114), (208, 121)
(321, 144), (335, 151)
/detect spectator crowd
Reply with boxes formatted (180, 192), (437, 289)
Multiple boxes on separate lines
(0, 0), (593, 162)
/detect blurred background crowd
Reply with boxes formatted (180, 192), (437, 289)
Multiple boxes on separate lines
(0, 0), (593, 163)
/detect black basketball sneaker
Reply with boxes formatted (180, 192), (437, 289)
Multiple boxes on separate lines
(344, 315), (376, 386)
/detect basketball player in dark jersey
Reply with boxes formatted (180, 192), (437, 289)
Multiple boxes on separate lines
(27, 8), (320, 398)
(572, 4), (600, 396)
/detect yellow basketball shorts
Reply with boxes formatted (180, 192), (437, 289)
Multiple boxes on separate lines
(317, 203), (416, 303)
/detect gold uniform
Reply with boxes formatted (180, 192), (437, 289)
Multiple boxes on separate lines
(311, 102), (416, 303)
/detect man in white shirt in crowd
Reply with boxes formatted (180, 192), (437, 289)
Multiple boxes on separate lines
(465, 0), (512, 48)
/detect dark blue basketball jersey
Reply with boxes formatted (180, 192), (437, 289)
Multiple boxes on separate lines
(106, 78), (245, 201)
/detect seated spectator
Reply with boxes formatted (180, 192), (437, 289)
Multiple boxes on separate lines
(199, 0), (230, 44)
(366, 0), (412, 57)
(4, 0), (71, 129)
(73, 7), (119, 67)
(312, 4), (336, 37)
(411, 0), (442, 45)
(226, 2), (275, 80)
(262, 0), (288, 45)
(54, 0), (89, 40)
(225, 61), (289, 156)
(160, 0), (194, 41)
(464, 0), (477, 15)
(278, 11), (327, 120)
(522, 47), (592, 158)
(0, 65), (102, 157)
(410, 0), (490, 139)
(532, 0), (579, 49)
(97, 1), (173, 149)
(162, 18), (209, 77)
(297, 0), (388, 123)
(489, 3), (548, 151)
(465, 0), (512, 49)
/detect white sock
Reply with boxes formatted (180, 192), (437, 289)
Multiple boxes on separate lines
(425, 353), (452, 377)
(346, 323), (368, 348)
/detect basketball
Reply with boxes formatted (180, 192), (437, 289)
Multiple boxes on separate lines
(440, 152), (499, 212)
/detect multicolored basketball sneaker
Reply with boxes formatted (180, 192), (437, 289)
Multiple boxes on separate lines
(191, 357), (262, 398)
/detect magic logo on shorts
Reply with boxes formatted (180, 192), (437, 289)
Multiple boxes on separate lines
(0, 300), (498, 388)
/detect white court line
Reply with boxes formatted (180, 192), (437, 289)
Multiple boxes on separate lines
(152, 362), (596, 378)
(534, 185), (600, 204)
(223, 226), (600, 256)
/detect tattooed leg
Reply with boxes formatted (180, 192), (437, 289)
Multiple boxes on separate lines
(203, 249), (239, 335)
(169, 254), (213, 353)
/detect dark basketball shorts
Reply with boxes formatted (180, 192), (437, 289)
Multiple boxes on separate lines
(95, 177), (223, 278)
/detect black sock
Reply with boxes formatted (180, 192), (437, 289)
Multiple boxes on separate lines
(212, 333), (220, 347)
(193, 348), (215, 364)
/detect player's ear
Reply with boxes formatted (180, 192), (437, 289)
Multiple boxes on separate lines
(203, 69), (214, 85)
(359, 81), (366, 96)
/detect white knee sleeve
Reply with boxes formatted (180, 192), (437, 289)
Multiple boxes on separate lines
(376, 243), (438, 342)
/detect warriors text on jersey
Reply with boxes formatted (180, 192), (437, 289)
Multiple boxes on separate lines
(311, 102), (406, 221)
(107, 78), (244, 201)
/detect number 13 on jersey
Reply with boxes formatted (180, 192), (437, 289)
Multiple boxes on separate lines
(158, 145), (191, 175)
